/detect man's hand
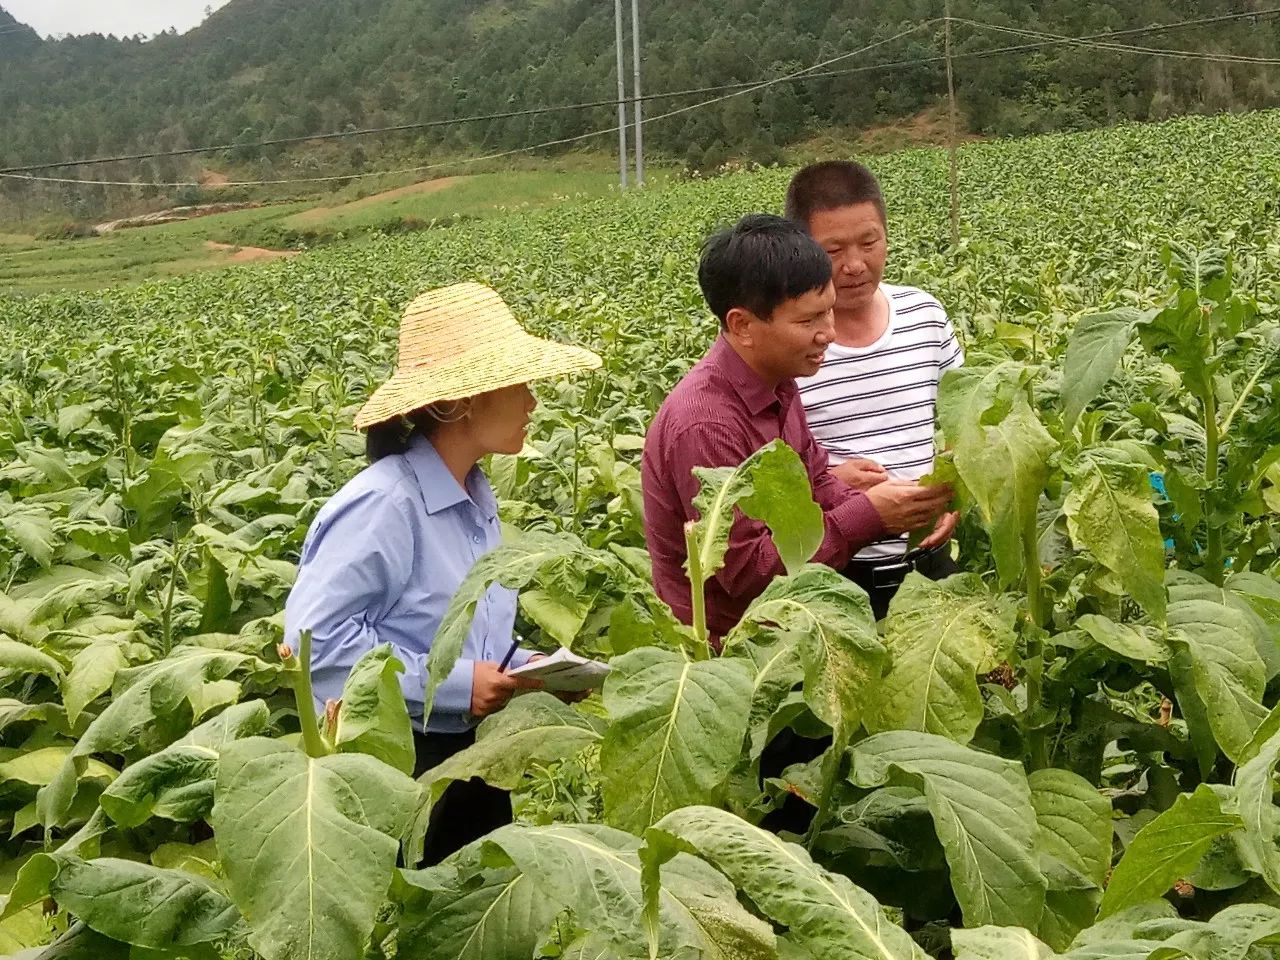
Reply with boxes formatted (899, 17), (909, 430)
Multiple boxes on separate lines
(916, 510), (960, 551)
(470, 661), (542, 718)
(864, 481), (955, 535)
(830, 458), (888, 491)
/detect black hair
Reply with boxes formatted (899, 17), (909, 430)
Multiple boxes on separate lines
(364, 406), (453, 462)
(697, 213), (832, 328)
(784, 160), (886, 225)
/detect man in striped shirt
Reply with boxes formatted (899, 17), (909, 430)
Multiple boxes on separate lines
(786, 161), (963, 618)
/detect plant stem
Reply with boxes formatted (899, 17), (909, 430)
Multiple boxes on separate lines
(290, 629), (329, 758)
(683, 523), (709, 659)
(803, 737), (846, 851)
(1023, 513), (1049, 770)
(1202, 386), (1223, 584)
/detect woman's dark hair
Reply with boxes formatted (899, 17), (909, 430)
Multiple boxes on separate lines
(697, 213), (832, 328)
(364, 401), (468, 462)
(784, 160), (887, 225)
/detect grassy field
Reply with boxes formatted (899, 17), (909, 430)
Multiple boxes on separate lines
(0, 168), (646, 295)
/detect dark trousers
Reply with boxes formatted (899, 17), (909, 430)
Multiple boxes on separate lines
(413, 729), (512, 867)
(758, 546), (958, 836)
(843, 545), (960, 621)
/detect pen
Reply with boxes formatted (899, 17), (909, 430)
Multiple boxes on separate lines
(497, 634), (522, 672)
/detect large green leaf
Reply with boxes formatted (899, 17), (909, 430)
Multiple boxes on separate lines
(436, 821), (776, 960)
(48, 855), (240, 948)
(1060, 308), (1141, 428)
(644, 805), (925, 960)
(849, 731), (1046, 929)
(1030, 768), (1112, 950)
(1064, 451), (1166, 624)
(865, 573), (1017, 743)
(332, 645), (415, 774)
(937, 364), (1056, 587)
(407, 692), (603, 864)
(689, 439), (823, 580)
(211, 737), (421, 960)
(1075, 615), (1169, 664)
(38, 645), (274, 829)
(0, 638), (65, 683)
(727, 564), (884, 743)
(426, 530), (619, 717)
(1167, 597), (1268, 763)
(0, 503), (58, 569)
(1100, 784), (1243, 918)
(396, 859), (555, 960)
(99, 700), (271, 827)
(600, 647), (752, 832)
(1234, 724), (1280, 895)
(951, 926), (1053, 960)
(61, 639), (126, 727)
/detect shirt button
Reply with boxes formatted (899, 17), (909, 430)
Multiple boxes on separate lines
(472, 535), (481, 544)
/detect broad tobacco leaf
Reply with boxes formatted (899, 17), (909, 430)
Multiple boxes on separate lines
(866, 572), (1017, 743)
(48, 855), (240, 949)
(38, 645), (275, 830)
(727, 564), (884, 744)
(951, 926), (1053, 960)
(1060, 308), (1143, 428)
(332, 645), (415, 775)
(849, 731), (1046, 929)
(1029, 768), (1112, 950)
(427, 530), (623, 717)
(396, 856), (555, 960)
(211, 737), (421, 960)
(432, 821), (776, 960)
(406, 692), (603, 865)
(689, 439), (823, 581)
(1166, 596), (1268, 763)
(1099, 784), (1243, 918)
(937, 364), (1056, 588)
(99, 699), (271, 827)
(61, 638), (127, 727)
(1064, 449), (1167, 624)
(600, 646), (752, 832)
(643, 805), (926, 960)
(1234, 724), (1280, 895)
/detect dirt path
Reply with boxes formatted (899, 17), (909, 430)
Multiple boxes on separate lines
(288, 175), (463, 225)
(204, 241), (299, 263)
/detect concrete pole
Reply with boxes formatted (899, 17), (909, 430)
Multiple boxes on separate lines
(630, 0), (644, 186)
(614, 0), (629, 189)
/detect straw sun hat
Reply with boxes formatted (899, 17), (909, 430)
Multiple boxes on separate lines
(354, 282), (602, 429)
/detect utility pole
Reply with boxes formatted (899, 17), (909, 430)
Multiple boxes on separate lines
(614, 0), (629, 189)
(944, 0), (960, 247)
(630, 0), (644, 186)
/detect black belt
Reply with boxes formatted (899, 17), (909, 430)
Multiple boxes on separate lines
(844, 545), (943, 590)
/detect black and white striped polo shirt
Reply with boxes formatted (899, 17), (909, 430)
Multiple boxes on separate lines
(798, 282), (964, 561)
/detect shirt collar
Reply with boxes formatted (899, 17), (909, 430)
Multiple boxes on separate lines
(709, 335), (788, 417)
(405, 434), (498, 520)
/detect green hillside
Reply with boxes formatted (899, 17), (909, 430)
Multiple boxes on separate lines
(2, 0), (1279, 220)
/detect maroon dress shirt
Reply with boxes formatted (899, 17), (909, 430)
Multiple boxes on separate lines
(642, 336), (885, 637)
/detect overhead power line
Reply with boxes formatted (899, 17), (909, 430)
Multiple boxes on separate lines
(4, 5), (1280, 178)
(0, 21), (940, 187)
(4, 8), (1280, 188)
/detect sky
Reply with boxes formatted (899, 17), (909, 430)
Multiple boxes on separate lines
(3, 0), (233, 38)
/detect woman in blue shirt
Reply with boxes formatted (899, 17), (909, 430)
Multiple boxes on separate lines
(284, 282), (600, 864)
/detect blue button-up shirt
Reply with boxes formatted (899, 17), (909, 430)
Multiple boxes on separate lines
(284, 434), (534, 733)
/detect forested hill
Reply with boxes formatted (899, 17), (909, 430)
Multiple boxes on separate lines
(2, 0), (1279, 177)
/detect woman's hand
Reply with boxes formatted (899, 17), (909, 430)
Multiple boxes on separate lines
(470, 661), (542, 718)
(830, 458), (889, 491)
(526, 653), (591, 704)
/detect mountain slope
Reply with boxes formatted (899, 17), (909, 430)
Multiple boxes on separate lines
(1, 0), (1278, 179)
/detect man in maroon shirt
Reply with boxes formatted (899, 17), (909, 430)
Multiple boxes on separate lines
(642, 214), (953, 638)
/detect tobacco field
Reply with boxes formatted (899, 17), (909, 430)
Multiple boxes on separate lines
(0, 107), (1278, 959)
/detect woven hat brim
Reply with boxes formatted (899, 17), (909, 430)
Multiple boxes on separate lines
(354, 333), (602, 429)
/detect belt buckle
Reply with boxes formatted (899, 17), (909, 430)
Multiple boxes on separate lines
(871, 560), (912, 590)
